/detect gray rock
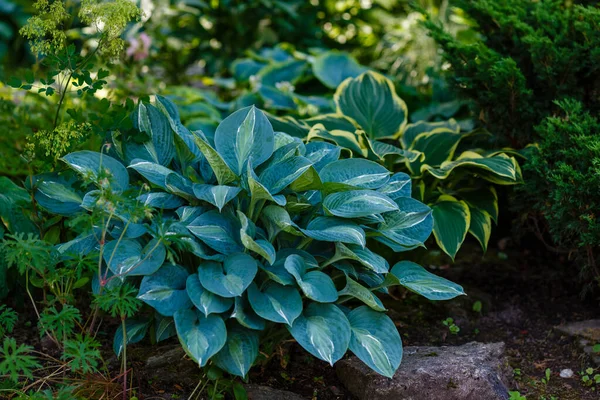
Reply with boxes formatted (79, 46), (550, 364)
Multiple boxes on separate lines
(245, 385), (307, 400)
(556, 320), (600, 342)
(336, 342), (511, 400)
(145, 346), (187, 369)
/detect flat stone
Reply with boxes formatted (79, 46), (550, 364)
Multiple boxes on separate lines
(555, 320), (600, 342)
(245, 385), (306, 400)
(336, 342), (511, 400)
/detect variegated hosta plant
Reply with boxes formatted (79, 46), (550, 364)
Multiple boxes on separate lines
(33, 96), (464, 379)
(303, 71), (523, 259)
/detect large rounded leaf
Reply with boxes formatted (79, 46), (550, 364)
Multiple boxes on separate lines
(174, 309), (227, 367)
(432, 195), (471, 260)
(247, 282), (302, 326)
(213, 323), (260, 377)
(376, 197), (433, 252)
(62, 151), (129, 192)
(319, 158), (390, 190)
(468, 206), (492, 253)
(231, 296), (266, 331)
(198, 253), (258, 298)
(288, 303), (351, 366)
(301, 217), (366, 247)
(187, 210), (243, 255)
(324, 190), (398, 218)
(347, 306), (402, 378)
(186, 273), (233, 316)
(284, 255), (338, 303)
(304, 141), (341, 172)
(103, 238), (166, 276)
(138, 264), (192, 316)
(333, 243), (389, 274)
(214, 106), (274, 174)
(334, 71), (407, 139)
(312, 51), (368, 89)
(193, 184), (241, 211)
(389, 261), (465, 300)
(338, 276), (385, 311)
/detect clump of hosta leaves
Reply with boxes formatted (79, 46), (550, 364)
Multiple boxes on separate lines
(298, 71), (523, 259)
(34, 96), (464, 378)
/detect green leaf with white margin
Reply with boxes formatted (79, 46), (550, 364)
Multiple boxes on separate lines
(347, 306), (402, 378)
(284, 255), (338, 303)
(306, 124), (370, 159)
(459, 186), (498, 223)
(213, 323), (260, 377)
(338, 276), (385, 311)
(173, 309), (227, 367)
(334, 71), (408, 140)
(369, 140), (422, 163)
(323, 190), (398, 218)
(192, 132), (237, 185)
(388, 261), (465, 300)
(407, 128), (466, 175)
(312, 51), (368, 89)
(62, 151), (129, 192)
(193, 184), (241, 211)
(238, 211), (276, 264)
(103, 238), (166, 276)
(432, 195), (471, 260)
(305, 114), (359, 133)
(137, 264), (192, 316)
(113, 319), (149, 357)
(288, 303), (351, 366)
(400, 119), (460, 149)
(421, 151), (522, 185)
(319, 158), (390, 190)
(198, 253), (258, 298)
(247, 281), (302, 326)
(186, 273), (233, 316)
(187, 210), (244, 255)
(301, 217), (366, 247)
(214, 106), (274, 175)
(468, 206), (492, 253)
(332, 243), (389, 274)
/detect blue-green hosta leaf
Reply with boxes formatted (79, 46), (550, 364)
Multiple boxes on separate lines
(334, 71), (408, 140)
(421, 151), (522, 185)
(187, 210), (244, 255)
(192, 132), (237, 185)
(468, 206), (492, 253)
(258, 156), (312, 194)
(400, 119), (460, 149)
(128, 160), (173, 189)
(347, 306), (402, 378)
(165, 172), (195, 200)
(137, 264), (192, 316)
(377, 172), (412, 200)
(246, 165), (286, 206)
(137, 103), (176, 166)
(288, 303), (351, 366)
(323, 190), (398, 218)
(319, 159), (390, 190)
(231, 58), (266, 82)
(213, 323), (260, 377)
(62, 151), (129, 192)
(113, 319), (149, 357)
(231, 296), (266, 330)
(389, 261), (465, 300)
(186, 273), (234, 316)
(103, 238), (166, 276)
(333, 243), (389, 274)
(174, 309), (227, 367)
(338, 276), (386, 311)
(198, 253), (258, 298)
(138, 192), (185, 209)
(193, 184), (241, 211)
(215, 106), (274, 175)
(238, 211), (276, 264)
(306, 124), (370, 159)
(155, 314), (177, 342)
(304, 141), (341, 172)
(260, 249), (319, 286)
(258, 59), (308, 86)
(312, 51), (368, 89)
(375, 197), (433, 252)
(258, 85), (296, 110)
(284, 255), (338, 303)
(301, 217), (366, 247)
(260, 205), (304, 241)
(432, 195), (471, 260)
(36, 181), (82, 215)
(247, 282), (302, 326)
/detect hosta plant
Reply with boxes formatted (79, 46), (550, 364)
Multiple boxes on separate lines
(300, 71), (523, 259)
(34, 96), (464, 378)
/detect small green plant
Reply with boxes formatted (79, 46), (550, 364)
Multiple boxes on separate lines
(0, 305), (17, 339)
(508, 391), (526, 400)
(581, 367), (600, 388)
(472, 300), (482, 313)
(62, 334), (102, 374)
(442, 317), (460, 335)
(0, 337), (41, 382)
(541, 368), (551, 385)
